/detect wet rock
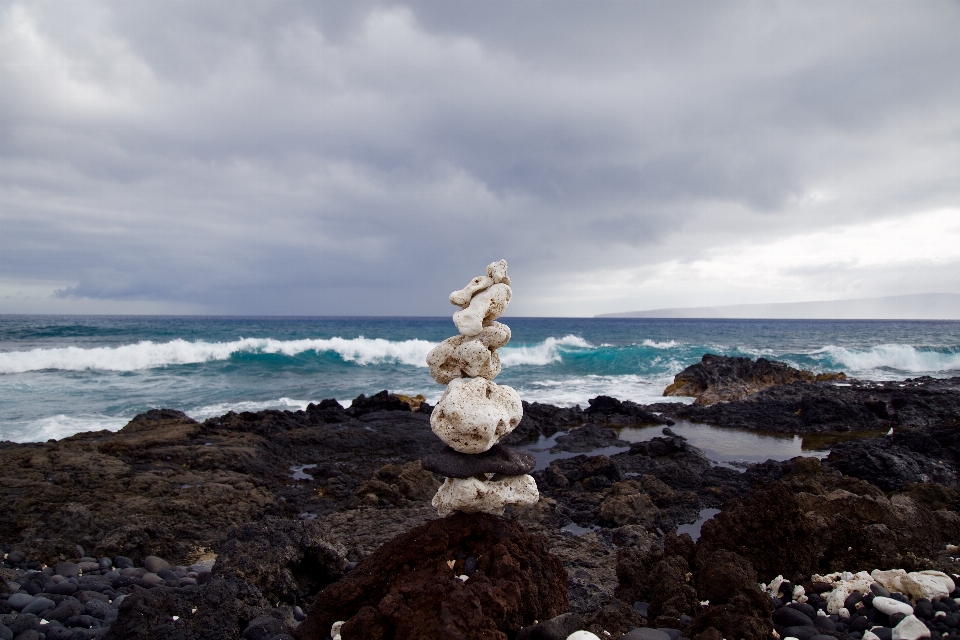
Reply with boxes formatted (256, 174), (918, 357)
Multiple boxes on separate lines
(422, 444), (535, 479)
(585, 396), (673, 427)
(294, 512), (568, 640)
(662, 354), (837, 404)
(54, 562), (80, 578)
(551, 424), (626, 454)
(500, 402), (586, 446)
(599, 482), (660, 527)
(143, 556), (170, 574)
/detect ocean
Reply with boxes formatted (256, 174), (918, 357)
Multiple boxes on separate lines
(1, 315), (959, 444)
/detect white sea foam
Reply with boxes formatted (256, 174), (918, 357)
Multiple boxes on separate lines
(641, 339), (679, 349)
(515, 374), (693, 407)
(499, 335), (592, 367)
(188, 397), (317, 421)
(6, 414), (128, 444)
(814, 344), (960, 374)
(0, 336), (438, 374)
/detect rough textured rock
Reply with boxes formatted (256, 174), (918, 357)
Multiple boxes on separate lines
(453, 283), (512, 337)
(431, 377), (523, 454)
(422, 444), (535, 479)
(294, 512), (568, 640)
(432, 475), (539, 517)
(355, 461), (441, 505)
(663, 353), (843, 404)
(214, 517), (348, 605)
(654, 374), (960, 434)
(585, 396), (675, 427)
(426, 324), (511, 384)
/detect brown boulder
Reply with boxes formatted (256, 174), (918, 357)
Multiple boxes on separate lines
(294, 512), (568, 640)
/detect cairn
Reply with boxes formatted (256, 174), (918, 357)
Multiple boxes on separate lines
(421, 259), (540, 516)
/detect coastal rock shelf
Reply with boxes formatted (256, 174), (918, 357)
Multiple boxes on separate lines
(425, 259), (539, 516)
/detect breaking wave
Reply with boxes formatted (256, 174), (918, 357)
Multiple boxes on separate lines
(812, 344), (960, 374)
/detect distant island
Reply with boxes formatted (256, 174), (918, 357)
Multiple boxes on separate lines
(596, 292), (960, 320)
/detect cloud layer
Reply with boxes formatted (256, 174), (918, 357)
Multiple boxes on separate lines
(2, 0), (959, 316)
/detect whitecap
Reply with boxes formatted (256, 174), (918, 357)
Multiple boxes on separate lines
(0, 336), (438, 374)
(499, 335), (592, 367)
(641, 339), (679, 349)
(813, 344), (960, 375)
(5, 414), (128, 443)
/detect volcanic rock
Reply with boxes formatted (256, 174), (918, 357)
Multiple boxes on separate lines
(294, 512), (568, 640)
(421, 444), (535, 479)
(663, 353), (843, 404)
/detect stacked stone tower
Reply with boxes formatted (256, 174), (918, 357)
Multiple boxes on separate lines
(422, 259), (540, 516)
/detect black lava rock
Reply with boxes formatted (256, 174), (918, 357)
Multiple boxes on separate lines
(773, 606), (815, 627)
(421, 444), (535, 478)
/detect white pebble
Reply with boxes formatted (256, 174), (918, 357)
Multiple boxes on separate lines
(331, 620), (345, 640)
(839, 607), (851, 620)
(567, 632), (601, 640)
(873, 596), (914, 616)
(457, 574), (469, 581)
(892, 614), (932, 640)
(863, 632), (882, 640)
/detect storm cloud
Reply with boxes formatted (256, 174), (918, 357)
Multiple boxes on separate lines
(2, 0), (959, 316)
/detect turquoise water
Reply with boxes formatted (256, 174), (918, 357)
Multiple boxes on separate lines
(1, 315), (958, 442)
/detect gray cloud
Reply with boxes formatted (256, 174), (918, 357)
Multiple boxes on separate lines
(2, 0), (959, 316)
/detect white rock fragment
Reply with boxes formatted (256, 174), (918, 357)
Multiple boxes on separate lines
(432, 474), (539, 517)
(453, 283), (512, 337)
(892, 614), (932, 640)
(873, 568), (908, 594)
(863, 631), (882, 640)
(486, 259), (510, 285)
(426, 323), (511, 384)
(331, 620), (345, 640)
(566, 632), (601, 640)
(431, 377), (522, 453)
(872, 596), (914, 616)
(450, 276), (494, 307)
(901, 570), (955, 601)
(823, 572), (874, 615)
(793, 585), (805, 601)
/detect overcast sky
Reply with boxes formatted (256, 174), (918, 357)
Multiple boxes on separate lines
(2, 0), (959, 317)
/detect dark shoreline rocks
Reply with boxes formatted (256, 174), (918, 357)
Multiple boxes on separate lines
(2, 371), (960, 639)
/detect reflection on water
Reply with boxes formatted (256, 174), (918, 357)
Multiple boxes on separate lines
(517, 420), (887, 472)
(616, 421), (885, 468)
(677, 507), (721, 542)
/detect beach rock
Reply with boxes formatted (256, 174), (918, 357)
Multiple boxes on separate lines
(585, 396), (674, 427)
(294, 512), (568, 640)
(214, 517), (348, 605)
(871, 596), (913, 616)
(346, 391), (412, 416)
(901, 570), (954, 601)
(599, 482), (659, 527)
(7, 594), (34, 611)
(432, 474), (539, 517)
(551, 423), (626, 454)
(449, 276), (494, 307)
(453, 283), (512, 337)
(422, 444), (535, 479)
(662, 354), (835, 404)
(355, 461), (440, 504)
(426, 323), (511, 384)
(431, 377), (523, 454)
(142, 556), (170, 573)
(691, 549), (774, 640)
(500, 402), (586, 446)
(892, 614), (931, 640)
(54, 562), (80, 578)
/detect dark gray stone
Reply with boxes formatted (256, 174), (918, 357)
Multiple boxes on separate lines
(54, 562), (80, 579)
(6, 595), (33, 612)
(12, 630), (40, 640)
(517, 612), (583, 640)
(633, 601), (649, 618)
(45, 598), (82, 622)
(241, 616), (284, 640)
(2, 613), (40, 635)
(421, 444), (535, 478)
(47, 581), (77, 595)
(83, 600), (113, 619)
(810, 636), (836, 640)
(871, 583), (891, 598)
(780, 626), (818, 640)
(658, 629), (683, 640)
(19, 597), (54, 616)
(6, 552), (25, 565)
(773, 606), (815, 627)
(813, 615), (836, 631)
(268, 636), (296, 640)
(0, 621), (11, 640)
(142, 556), (170, 574)
(112, 557), (133, 570)
(42, 624), (74, 640)
(872, 628), (893, 640)
(97, 558), (112, 571)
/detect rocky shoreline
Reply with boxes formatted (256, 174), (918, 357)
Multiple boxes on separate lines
(2, 356), (960, 639)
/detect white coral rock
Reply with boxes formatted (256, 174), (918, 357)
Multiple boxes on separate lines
(450, 275), (494, 307)
(425, 323), (511, 384)
(893, 614), (932, 640)
(431, 377), (522, 453)
(902, 570), (954, 601)
(872, 568), (908, 594)
(432, 474), (539, 517)
(453, 283), (511, 337)
(486, 259), (511, 285)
